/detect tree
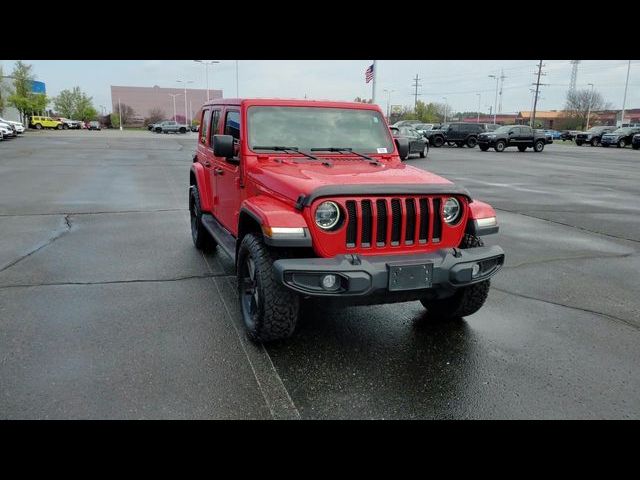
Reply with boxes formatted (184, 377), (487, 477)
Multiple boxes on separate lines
(0, 64), (9, 116)
(53, 88), (76, 118)
(110, 113), (120, 129)
(7, 61), (49, 123)
(145, 108), (165, 125)
(563, 88), (607, 130)
(116, 103), (135, 125)
(54, 87), (98, 121)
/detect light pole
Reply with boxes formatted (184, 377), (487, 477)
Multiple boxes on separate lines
(586, 83), (594, 130)
(476, 94), (481, 123)
(489, 74), (499, 124)
(194, 60), (219, 102)
(621, 60), (631, 127)
(442, 97), (448, 123)
(118, 98), (123, 131)
(176, 79), (194, 125)
(383, 89), (394, 120)
(168, 93), (180, 122)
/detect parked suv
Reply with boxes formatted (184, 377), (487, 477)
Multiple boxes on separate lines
(154, 120), (189, 134)
(477, 125), (548, 152)
(0, 117), (25, 134)
(575, 126), (616, 146)
(426, 122), (485, 148)
(633, 134), (640, 150)
(600, 126), (640, 148)
(390, 126), (429, 159)
(189, 99), (504, 342)
(29, 116), (63, 130)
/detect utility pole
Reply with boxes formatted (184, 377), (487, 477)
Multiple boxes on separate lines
(411, 74), (422, 113)
(531, 60), (546, 129)
(586, 83), (594, 130)
(488, 74), (499, 124)
(442, 97), (448, 123)
(621, 60), (631, 127)
(477, 94), (481, 123)
(177, 79), (193, 125)
(371, 60), (378, 104)
(498, 69), (506, 113)
(168, 93), (180, 122)
(569, 60), (580, 94)
(118, 98), (123, 131)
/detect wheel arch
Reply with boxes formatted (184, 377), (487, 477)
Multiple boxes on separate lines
(189, 162), (212, 212)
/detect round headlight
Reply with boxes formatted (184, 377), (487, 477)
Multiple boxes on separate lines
(315, 201), (341, 230)
(442, 197), (461, 224)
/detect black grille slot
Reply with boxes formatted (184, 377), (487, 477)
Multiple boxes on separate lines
(376, 199), (387, 246)
(405, 199), (416, 245)
(361, 200), (372, 247)
(419, 198), (429, 243)
(391, 199), (401, 245)
(345, 200), (357, 248)
(432, 198), (442, 242)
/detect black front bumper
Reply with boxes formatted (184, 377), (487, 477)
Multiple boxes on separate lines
(273, 246), (505, 298)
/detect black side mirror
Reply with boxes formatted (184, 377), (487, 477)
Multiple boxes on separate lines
(213, 134), (235, 160)
(395, 137), (409, 158)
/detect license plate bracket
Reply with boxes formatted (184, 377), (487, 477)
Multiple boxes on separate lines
(387, 262), (433, 291)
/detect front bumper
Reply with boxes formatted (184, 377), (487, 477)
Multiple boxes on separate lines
(601, 137), (617, 145)
(273, 245), (505, 298)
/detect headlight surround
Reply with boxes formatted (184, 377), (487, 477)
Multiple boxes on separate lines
(315, 201), (341, 230)
(442, 197), (462, 225)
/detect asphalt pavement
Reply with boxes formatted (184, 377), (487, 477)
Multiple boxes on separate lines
(1, 129), (638, 419)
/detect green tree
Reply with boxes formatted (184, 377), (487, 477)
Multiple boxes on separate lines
(53, 86), (98, 121)
(7, 61), (49, 123)
(53, 88), (76, 118)
(111, 113), (120, 129)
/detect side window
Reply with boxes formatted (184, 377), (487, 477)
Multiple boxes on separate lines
(200, 109), (210, 145)
(209, 109), (221, 146)
(224, 110), (240, 140)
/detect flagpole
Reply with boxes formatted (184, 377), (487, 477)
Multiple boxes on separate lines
(371, 60), (377, 104)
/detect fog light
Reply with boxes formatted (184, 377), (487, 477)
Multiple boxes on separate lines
(471, 263), (481, 278)
(321, 274), (338, 290)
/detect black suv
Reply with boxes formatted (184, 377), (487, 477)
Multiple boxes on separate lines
(426, 122), (485, 148)
(600, 127), (640, 148)
(477, 125), (548, 152)
(575, 126), (616, 147)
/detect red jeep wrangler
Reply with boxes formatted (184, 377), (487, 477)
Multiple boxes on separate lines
(190, 99), (504, 342)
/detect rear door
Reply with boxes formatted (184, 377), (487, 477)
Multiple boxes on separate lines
(213, 107), (243, 233)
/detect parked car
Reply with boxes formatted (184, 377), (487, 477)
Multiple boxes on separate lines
(413, 123), (437, 136)
(426, 122), (485, 148)
(478, 125), (548, 152)
(390, 126), (429, 159)
(0, 121), (17, 138)
(147, 120), (167, 131)
(190, 124), (200, 132)
(544, 129), (562, 139)
(29, 116), (63, 130)
(153, 120), (189, 134)
(482, 123), (500, 132)
(537, 129), (553, 144)
(188, 98), (504, 342)
(574, 126), (616, 146)
(0, 117), (25, 134)
(391, 120), (422, 128)
(56, 117), (83, 129)
(87, 121), (101, 130)
(632, 134), (640, 150)
(560, 130), (581, 141)
(600, 127), (640, 148)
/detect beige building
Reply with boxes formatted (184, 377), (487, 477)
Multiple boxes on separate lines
(110, 85), (223, 123)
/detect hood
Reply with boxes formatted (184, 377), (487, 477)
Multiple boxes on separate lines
(248, 157), (455, 205)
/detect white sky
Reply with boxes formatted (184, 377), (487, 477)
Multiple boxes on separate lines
(2, 60), (638, 115)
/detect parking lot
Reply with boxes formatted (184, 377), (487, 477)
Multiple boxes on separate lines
(1, 129), (639, 419)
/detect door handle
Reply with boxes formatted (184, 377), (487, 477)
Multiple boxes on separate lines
(214, 167), (224, 175)
(204, 161), (211, 167)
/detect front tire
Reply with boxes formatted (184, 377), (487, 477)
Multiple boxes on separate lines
(419, 145), (427, 158)
(617, 139), (626, 148)
(189, 185), (217, 251)
(179, 127), (187, 134)
(533, 140), (545, 152)
(494, 140), (506, 152)
(432, 136), (444, 147)
(237, 233), (300, 343)
(591, 138), (599, 147)
(420, 234), (490, 319)
(35, 123), (42, 130)
(466, 136), (477, 148)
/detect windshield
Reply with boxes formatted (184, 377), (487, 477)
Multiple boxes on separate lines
(493, 126), (512, 133)
(611, 128), (633, 134)
(247, 106), (395, 154)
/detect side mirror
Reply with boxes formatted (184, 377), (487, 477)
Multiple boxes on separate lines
(213, 134), (235, 159)
(395, 137), (409, 158)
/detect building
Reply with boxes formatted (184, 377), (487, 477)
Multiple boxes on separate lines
(110, 85), (222, 124)
(460, 114), (518, 125)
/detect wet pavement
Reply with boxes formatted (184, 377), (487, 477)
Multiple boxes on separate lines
(1, 130), (639, 419)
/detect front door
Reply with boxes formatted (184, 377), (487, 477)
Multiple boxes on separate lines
(213, 108), (243, 234)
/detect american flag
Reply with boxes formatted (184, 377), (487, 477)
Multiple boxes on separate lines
(365, 63), (374, 83)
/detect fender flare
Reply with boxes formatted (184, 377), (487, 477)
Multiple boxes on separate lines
(466, 200), (499, 236)
(190, 162), (212, 212)
(240, 196), (311, 248)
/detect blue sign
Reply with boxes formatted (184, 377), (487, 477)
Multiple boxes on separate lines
(30, 81), (46, 94)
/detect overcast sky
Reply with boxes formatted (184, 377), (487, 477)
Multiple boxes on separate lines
(2, 60), (638, 115)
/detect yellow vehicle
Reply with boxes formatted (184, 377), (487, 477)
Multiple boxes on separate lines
(30, 116), (63, 130)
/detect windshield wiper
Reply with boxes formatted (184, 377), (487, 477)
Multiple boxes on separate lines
(310, 147), (381, 165)
(253, 145), (318, 160)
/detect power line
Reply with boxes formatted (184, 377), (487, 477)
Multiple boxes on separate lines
(411, 74), (422, 112)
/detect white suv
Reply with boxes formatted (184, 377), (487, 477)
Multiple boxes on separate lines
(0, 117), (25, 134)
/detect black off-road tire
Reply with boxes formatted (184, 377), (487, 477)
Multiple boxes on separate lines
(432, 136), (444, 147)
(466, 136), (478, 148)
(617, 139), (626, 148)
(189, 185), (217, 251)
(420, 234), (490, 319)
(179, 127), (187, 134)
(517, 145), (527, 152)
(237, 233), (300, 343)
(591, 138), (599, 147)
(533, 140), (545, 152)
(419, 145), (428, 158)
(494, 140), (506, 152)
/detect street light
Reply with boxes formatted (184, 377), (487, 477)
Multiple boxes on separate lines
(442, 97), (448, 123)
(176, 79), (194, 126)
(383, 89), (395, 120)
(118, 98), (123, 131)
(476, 94), (481, 123)
(168, 93), (181, 122)
(586, 83), (594, 130)
(194, 60), (219, 102)
(489, 74), (499, 124)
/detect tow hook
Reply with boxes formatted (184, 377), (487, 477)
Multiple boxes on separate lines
(452, 248), (462, 258)
(347, 254), (362, 265)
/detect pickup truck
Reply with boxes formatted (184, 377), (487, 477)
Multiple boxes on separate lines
(153, 120), (190, 134)
(477, 125), (548, 152)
